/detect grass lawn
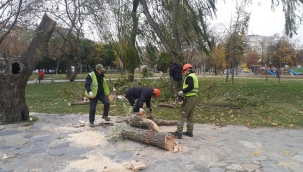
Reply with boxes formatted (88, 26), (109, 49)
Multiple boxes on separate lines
(25, 75), (303, 129)
(28, 71), (143, 80)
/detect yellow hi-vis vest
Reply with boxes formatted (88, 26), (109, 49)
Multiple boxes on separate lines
(183, 73), (198, 97)
(84, 72), (110, 98)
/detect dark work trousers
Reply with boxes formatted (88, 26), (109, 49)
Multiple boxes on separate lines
(125, 95), (139, 112)
(89, 94), (110, 123)
(176, 96), (197, 134)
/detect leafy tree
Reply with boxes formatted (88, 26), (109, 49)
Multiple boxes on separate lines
(269, 36), (296, 81)
(156, 52), (171, 73)
(224, 5), (250, 83)
(296, 49), (303, 66)
(246, 52), (259, 69)
(136, 0), (215, 63)
(100, 44), (116, 68)
(140, 42), (160, 70)
(209, 43), (227, 75)
(88, 43), (116, 70)
(78, 38), (96, 72)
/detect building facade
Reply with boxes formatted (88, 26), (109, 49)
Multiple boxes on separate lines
(245, 35), (274, 54)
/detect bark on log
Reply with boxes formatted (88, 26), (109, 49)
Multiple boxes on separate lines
(157, 103), (176, 108)
(153, 119), (177, 125)
(0, 13), (56, 123)
(127, 116), (177, 129)
(127, 116), (161, 131)
(121, 128), (181, 152)
(68, 101), (89, 106)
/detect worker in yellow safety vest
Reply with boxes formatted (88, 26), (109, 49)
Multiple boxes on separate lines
(84, 64), (111, 127)
(171, 63), (198, 139)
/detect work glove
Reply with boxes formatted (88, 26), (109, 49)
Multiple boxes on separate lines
(89, 91), (95, 98)
(139, 108), (145, 114)
(177, 91), (183, 97)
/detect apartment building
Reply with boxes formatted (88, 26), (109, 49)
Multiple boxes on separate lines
(245, 34), (274, 54)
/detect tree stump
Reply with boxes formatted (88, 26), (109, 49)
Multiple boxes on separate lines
(121, 128), (181, 152)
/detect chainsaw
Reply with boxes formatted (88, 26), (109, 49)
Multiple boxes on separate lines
(176, 91), (184, 104)
(146, 109), (153, 120)
(139, 108), (154, 119)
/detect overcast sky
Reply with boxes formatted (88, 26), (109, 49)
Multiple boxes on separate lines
(211, 1), (303, 46)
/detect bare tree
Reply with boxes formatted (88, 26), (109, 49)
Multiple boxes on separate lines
(0, 0), (23, 44)
(39, 0), (92, 81)
(224, 4), (250, 84)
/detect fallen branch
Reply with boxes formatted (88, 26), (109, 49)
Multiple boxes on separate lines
(157, 103), (176, 108)
(68, 101), (89, 106)
(124, 160), (146, 171)
(153, 119), (177, 126)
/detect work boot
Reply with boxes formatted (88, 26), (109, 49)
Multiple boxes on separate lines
(102, 116), (111, 121)
(170, 131), (182, 139)
(182, 132), (193, 137)
(89, 123), (95, 127)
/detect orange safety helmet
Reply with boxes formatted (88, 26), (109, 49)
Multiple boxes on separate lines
(153, 88), (161, 97)
(182, 63), (193, 73)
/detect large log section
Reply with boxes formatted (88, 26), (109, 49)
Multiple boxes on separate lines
(121, 128), (182, 152)
(127, 115), (177, 129)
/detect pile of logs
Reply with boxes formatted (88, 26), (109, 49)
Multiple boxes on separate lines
(67, 98), (181, 152)
(122, 110), (182, 152)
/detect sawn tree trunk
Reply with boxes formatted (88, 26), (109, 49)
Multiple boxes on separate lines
(121, 128), (181, 152)
(0, 13), (56, 123)
(127, 116), (177, 129)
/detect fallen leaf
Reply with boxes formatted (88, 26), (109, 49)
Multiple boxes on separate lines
(253, 151), (260, 156)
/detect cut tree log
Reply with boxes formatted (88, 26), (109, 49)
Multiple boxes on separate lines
(127, 115), (161, 131)
(127, 115), (177, 129)
(68, 101), (89, 106)
(153, 119), (177, 126)
(142, 118), (161, 132)
(121, 128), (182, 152)
(157, 103), (176, 108)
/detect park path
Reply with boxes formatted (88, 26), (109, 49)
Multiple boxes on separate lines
(1, 113), (303, 172)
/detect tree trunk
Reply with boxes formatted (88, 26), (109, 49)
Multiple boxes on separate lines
(127, 116), (177, 129)
(121, 128), (181, 152)
(225, 67), (229, 82)
(0, 13), (56, 123)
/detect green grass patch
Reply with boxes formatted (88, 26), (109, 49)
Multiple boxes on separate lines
(25, 76), (303, 129)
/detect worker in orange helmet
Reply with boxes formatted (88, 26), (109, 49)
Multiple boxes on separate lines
(171, 63), (199, 139)
(125, 87), (160, 115)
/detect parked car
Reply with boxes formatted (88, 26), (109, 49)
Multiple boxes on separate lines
(33, 69), (56, 74)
